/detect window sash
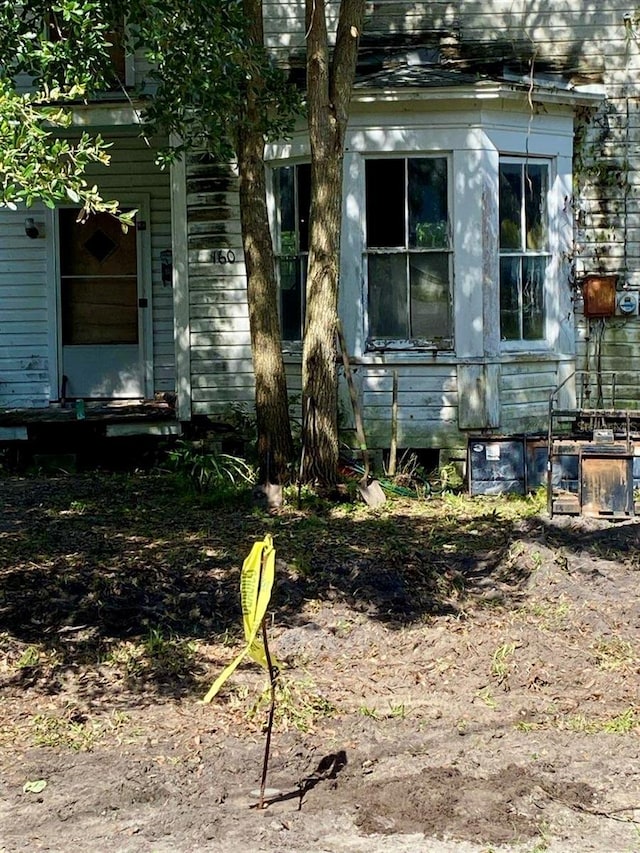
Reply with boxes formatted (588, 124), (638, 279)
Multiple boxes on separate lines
(365, 157), (452, 346)
(499, 159), (550, 342)
(275, 164), (310, 341)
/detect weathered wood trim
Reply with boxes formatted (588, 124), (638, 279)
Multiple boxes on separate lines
(45, 208), (58, 401)
(171, 150), (192, 422)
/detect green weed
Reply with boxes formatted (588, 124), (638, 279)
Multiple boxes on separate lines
(249, 677), (335, 733)
(563, 707), (638, 734)
(592, 638), (637, 672)
(477, 687), (498, 709)
(388, 702), (407, 719)
(167, 440), (255, 495)
(491, 642), (516, 688)
(359, 705), (381, 720)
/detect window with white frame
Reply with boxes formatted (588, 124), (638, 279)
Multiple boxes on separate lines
(365, 157), (452, 347)
(499, 158), (550, 342)
(274, 163), (310, 342)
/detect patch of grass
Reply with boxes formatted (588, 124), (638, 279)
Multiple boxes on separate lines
(523, 598), (571, 629)
(514, 720), (543, 732)
(249, 676), (335, 733)
(4, 641), (60, 678)
(106, 628), (200, 683)
(592, 637), (637, 672)
(30, 711), (129, 751)
(16, 645), (41, 668)
(562, 707), (638, 735)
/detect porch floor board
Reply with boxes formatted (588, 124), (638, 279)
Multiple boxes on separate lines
(0, 399), (178, 429)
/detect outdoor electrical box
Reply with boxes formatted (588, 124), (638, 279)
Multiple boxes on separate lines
(468, 439), (525, 495)
(582, 273), (617, 318)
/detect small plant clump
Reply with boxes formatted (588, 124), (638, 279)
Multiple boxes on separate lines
(167, 439), (256, 496)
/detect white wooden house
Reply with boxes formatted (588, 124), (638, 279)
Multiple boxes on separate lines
(4, 2), (640, 473)
(0, 47), (178, 440)
(179, 1), (640, 467)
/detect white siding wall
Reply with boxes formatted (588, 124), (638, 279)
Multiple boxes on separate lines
(187, 1), (640, 446)
(0, 208), (51, 408)
(185, 156), (255, 416)
(0, 134), (173, 409)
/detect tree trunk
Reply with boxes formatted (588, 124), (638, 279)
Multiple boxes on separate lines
(302, 0), (365, 488)
(237, 0), (294, 487)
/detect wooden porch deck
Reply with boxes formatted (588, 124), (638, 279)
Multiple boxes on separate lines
(0, 397), (181, 441)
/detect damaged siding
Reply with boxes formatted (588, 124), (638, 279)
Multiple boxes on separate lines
(572, 14), (640, 408)
(186, 1), (640, 448)
(185, 157), (255, 416)
(360, 365), (459, 449)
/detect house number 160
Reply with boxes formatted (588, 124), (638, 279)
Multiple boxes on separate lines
(213, 250), (236, 264)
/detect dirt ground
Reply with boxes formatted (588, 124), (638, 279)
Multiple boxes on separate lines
(0, 472), (639, 853)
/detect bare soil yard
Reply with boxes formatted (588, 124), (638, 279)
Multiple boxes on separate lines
(0, 472), (639, 852)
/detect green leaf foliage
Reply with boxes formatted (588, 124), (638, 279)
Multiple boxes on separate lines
(0, 1), (126, 216)
(0, 1), (301, 213)
(125, 0), (302, 161)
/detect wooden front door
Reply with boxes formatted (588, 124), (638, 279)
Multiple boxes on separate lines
(59, 208), (143, 399)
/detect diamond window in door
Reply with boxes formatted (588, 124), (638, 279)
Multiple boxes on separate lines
(60, 209), (138, 345)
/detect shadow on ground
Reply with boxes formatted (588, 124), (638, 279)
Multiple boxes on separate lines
(1, 472), (638, 699)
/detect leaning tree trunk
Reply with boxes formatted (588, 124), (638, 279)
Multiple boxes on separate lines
(237, 0), (294, 488)
(302, 0), (365, 488)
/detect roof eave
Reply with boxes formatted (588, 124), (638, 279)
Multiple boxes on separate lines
(351, 80), (605, 108)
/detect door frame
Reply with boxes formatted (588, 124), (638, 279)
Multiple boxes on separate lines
(51, 194), (153, 400)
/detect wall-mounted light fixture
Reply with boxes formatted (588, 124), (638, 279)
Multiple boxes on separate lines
(24, 217), (40, 239)
(160, 249), (173, 286)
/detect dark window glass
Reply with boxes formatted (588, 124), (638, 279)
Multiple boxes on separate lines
(499, 160), (549, 342)
(366, 157), (451, 345)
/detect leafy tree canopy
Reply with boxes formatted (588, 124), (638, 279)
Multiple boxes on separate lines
(0, 1), (125, 216)
(0, 0), (300, 215)
(127, 0), (301, 164)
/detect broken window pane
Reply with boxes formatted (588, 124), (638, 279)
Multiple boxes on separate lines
(366, 159), (405, 248)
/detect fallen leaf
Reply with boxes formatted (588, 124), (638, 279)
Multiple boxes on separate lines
(23, 780), (47, 794)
